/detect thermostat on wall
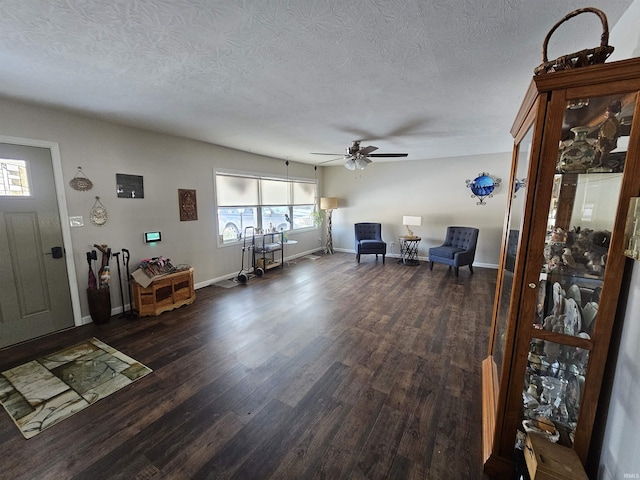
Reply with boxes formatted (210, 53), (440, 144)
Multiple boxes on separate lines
(144, 231), (161, 243)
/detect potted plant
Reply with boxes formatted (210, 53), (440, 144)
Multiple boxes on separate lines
(311, 209), (324, 227)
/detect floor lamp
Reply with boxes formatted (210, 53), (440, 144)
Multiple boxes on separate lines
(320, 197), (338, 254)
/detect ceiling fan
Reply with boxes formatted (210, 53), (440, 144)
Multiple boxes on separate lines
(312, 140), (408, 170)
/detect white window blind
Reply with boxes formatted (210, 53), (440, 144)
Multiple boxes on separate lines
(216, 175), (259, 206)
(293, 181), (315, 204)
(260, 179), (289, 204)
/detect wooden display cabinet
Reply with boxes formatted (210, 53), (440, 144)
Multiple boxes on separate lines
(482, 58), (640, 478)
(131, 267), (195, 317)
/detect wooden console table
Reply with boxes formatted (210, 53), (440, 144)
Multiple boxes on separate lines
(131, 267), (195, 317)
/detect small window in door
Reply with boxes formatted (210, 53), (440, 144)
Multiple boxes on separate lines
(0, 159), (31, 196)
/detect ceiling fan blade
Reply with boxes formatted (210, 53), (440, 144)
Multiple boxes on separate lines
(318, 156), (347, 164)
(358, 145), (378, 156)
(367, 153), (408, 157)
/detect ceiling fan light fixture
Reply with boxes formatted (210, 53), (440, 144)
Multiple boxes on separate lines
(344, 159), (356, 170)
(355, 156), (371, 170)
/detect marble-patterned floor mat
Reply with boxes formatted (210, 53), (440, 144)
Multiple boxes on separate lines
(0, 337), (152, 439)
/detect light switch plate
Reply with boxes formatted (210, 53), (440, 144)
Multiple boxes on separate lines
(69, 216), (84, 227)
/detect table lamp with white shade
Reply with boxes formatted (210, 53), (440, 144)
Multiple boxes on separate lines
(402, 215), (422, 238)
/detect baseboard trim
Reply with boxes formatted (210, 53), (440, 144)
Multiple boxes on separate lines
(332, 248), (498, 269)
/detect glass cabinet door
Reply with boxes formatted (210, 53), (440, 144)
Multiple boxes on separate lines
(521, 92), (635, 446)
(492, 127), (532, 375)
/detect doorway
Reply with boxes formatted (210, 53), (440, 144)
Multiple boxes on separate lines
(0, 140), (78, 348)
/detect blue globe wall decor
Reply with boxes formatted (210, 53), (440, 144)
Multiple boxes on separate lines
(514, 178), (527, 197)
(465, 172), (501, 205)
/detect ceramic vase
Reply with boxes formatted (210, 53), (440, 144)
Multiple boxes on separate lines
(557, 126), (596, 173)
(87, 287), (111, 324)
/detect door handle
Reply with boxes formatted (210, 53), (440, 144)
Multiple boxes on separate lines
(46, 246), (64, 258)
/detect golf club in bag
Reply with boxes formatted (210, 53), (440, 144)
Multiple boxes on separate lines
(112, 251), (127, 318)
(122, 248), (136, 318)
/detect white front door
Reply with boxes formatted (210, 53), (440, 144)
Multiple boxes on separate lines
(0, 143), (74, 348)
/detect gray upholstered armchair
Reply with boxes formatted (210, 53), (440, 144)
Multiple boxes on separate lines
(428, 226), (479, 276)
(354, 223), (387, 263)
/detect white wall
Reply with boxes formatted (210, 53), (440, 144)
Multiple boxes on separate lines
(597, 262), (640, 479)
(324, 153), (510, 267)
(0, 97), (324, 322)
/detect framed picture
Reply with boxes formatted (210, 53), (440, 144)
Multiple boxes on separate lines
(178, 189), (197, 221)
(116, 174), (144, 199)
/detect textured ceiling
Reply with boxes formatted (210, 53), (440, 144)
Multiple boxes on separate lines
(0, 0), (635, 165)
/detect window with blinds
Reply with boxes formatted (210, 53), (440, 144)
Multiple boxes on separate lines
(215, 172), (317, 244)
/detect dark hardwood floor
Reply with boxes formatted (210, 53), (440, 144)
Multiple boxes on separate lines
(0, 252), (496, 479)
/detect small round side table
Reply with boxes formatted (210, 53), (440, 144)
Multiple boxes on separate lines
(398, 236), (421, 265)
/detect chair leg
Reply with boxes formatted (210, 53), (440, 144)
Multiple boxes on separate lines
(469, 264), (474, 274)
(455, 267), (459, 277)
(357, 254), (360, 263)
(382, 254), (385, 264)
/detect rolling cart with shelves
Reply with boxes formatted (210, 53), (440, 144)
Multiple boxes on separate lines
(254, 231), (284, 272)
